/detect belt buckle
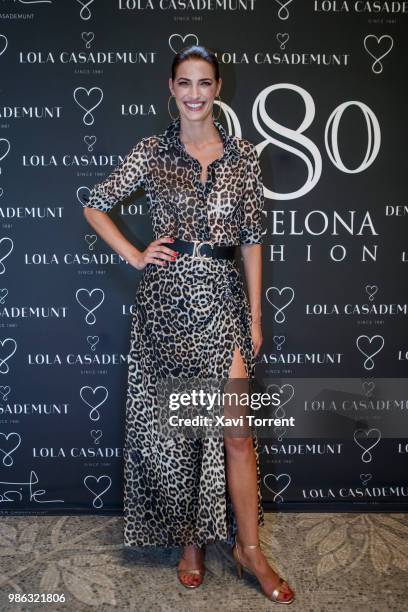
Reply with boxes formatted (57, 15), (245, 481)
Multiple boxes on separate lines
(191, 240), (214, 260)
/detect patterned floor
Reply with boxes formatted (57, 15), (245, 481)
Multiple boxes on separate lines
(0, 512), (406, 611)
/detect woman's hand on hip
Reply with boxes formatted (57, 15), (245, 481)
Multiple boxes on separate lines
(132, 236), (179, 270)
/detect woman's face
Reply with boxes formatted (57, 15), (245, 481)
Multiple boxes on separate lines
(169, 58), (221, 123)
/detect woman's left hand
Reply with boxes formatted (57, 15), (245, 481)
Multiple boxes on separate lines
(251, 321), (263, 357)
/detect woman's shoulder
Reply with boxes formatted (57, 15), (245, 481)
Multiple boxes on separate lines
(140, 134), (161, 146)
(130, 135), (159, 151)
(232, 135), (258, 159)
(132, 132), (172, 157)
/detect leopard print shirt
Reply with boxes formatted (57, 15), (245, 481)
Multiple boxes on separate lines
(81, 116), (265, 247)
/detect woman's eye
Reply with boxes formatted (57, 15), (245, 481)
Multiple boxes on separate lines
(178, 82), (211, 86)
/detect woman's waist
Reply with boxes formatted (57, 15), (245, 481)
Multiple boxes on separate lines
(141, 254), (241, 287)
(163, 236), (238, 258)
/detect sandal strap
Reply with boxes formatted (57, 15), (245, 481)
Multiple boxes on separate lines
(271, 577), (285, 601)
(177, 552), (205, 576)
(234, 541), (291, 602)
(236, 537), (260, 550)
(177, 568), (204, 575)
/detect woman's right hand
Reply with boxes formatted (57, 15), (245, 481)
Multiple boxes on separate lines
(132, 235), (179, 270)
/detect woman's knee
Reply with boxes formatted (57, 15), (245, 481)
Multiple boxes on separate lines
(228, 344), (248, 379)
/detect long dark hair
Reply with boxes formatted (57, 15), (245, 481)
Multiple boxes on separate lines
(171, 45), (220, 81)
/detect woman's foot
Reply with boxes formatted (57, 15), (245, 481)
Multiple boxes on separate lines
(234, 537), (294, 603)
(177, 543), (206, 588)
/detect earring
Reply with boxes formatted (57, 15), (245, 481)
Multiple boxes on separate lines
(212, 95), (222, 120)
(168, 95), (179, 120)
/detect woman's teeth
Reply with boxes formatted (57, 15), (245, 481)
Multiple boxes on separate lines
(185, 102), (205, 111)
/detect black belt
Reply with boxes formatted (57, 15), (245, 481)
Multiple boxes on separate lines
(163, 238), (236, 260)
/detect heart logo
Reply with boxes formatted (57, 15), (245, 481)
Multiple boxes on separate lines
(363, 35), (393, 74)
(73, 87), (103, 126)
(169, 33), (199, 54)
(84, 135), (97, 151)
(353, 428), (381, 462)
(263, 473), (291, 502)
(0, 431), (21, 467)
(81, 31), (95, 48)
(0, 288), (8, 303)
(360, 473), (372, 485)
(87, 335), (99, 351)
(273, 335), (286, 350)
(276, 33), (289, 49)
(76, 288), (104, 325)
(265, 286), (294, 324)
(80, 385), (108, 421)
(362, 381), (375, 396)
(356, 335), (384, 370)
(0, 139), (11, 164)
(0, 35), (7, 57)
(85, 234), (97, 250)
(90, 429), (102, 443)
(77, 186), (91, 207)
(0, 385), (11, 400)
(265, 383), (294, 414)
(0, 337), (17, 374)
(365, 284), (378, 301)
(83, 475), (112, 509)
(274, 426), (287, 442)
(0, 237), (13, 275)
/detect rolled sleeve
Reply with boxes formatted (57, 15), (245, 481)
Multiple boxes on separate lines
(81, 138), (147, 213)
(239, 144), (266, 245)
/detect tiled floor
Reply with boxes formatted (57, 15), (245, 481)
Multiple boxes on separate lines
(0, 512), (406, 611)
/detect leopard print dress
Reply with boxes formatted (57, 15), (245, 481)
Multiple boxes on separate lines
(82, 116), (266, 548)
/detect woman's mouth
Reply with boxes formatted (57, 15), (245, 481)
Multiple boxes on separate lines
(184, 101), (206, 112)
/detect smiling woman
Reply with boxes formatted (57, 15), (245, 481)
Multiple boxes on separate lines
(82, 44), (295, 604)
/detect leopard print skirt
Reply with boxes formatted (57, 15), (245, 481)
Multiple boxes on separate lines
(123, 252), (265, 547)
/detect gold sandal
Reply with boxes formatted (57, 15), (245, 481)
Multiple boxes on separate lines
(232, 539), (295, 604)
(177, 544), (206, 589)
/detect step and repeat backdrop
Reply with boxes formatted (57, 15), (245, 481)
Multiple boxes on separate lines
(0, 1), (407, 516)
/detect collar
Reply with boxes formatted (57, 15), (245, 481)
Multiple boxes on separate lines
(156, 115), (241, 161)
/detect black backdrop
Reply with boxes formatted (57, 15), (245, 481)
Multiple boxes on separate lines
(0, 1), (407, 516)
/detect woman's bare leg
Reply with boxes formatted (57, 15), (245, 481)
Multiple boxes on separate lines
(223, 345), (294, 602)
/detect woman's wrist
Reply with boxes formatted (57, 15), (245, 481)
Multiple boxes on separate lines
(127, 249), (143, 269)
(251, 313), (262, 324)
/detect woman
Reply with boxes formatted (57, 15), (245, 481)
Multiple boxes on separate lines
(82, 45), (295, 605)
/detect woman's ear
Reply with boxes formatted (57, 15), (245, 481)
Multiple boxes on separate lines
(216, 77), (223, 97)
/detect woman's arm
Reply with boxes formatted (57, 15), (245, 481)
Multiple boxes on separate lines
(81, 137), (148, 271)
(241, 243), (262, 321)
(83, 207), (142, 268)
(81, 138), (176, 269)
(238, 144), (266, 357)
(238, 145), (265, 255)
(241, 243), (263, 357)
